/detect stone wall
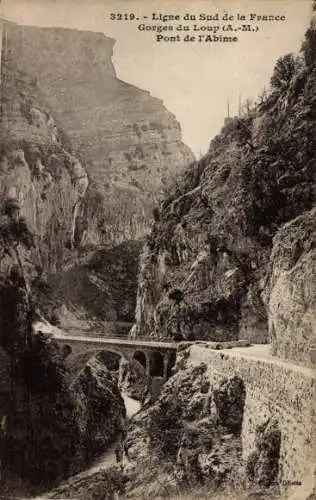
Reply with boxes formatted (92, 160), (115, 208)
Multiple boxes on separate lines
(186, 344), (316, 495)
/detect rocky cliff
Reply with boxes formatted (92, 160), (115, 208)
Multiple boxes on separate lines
(0, 23), (88, 275)
(2, 22), (194, 246)
(264, 207), (316, 365)
(0, 276), (126, 496)
(132, 11), (316, 368)
(34, 240), (142, 330)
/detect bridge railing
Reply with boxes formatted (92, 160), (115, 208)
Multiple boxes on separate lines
(59, 329), (155, 342)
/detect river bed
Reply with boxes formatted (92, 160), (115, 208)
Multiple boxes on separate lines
(77, 393), (141, 475)
(32, 393), (141, 499)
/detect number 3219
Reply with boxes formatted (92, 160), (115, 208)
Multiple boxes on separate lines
(110, 13), (136, 20)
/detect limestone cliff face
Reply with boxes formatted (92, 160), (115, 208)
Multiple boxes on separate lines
(132, 14), (316, 362)
(265, 208), (316, 367)
(0, 29), (88, 274)
(3, 22), (194, 246)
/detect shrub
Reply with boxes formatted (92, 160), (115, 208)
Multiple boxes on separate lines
(270, 54), (298, 92)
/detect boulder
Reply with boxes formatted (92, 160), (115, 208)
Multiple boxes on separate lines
(71, 357), (126, 462)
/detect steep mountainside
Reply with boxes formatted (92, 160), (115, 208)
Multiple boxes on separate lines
(0, 20), (193, 325)
(0, 27), (88, 275)
(132, 11), (316, 368)
(2, 22), (194, 246)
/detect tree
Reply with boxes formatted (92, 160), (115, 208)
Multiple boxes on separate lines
(270, 54), (297, 92)
(301, 9), (316, 67)
(0, 199), (35, 290)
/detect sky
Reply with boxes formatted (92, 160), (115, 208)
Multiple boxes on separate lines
(1, 0), (313, 156)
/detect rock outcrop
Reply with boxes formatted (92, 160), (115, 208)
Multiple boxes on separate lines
(2, 22), (194, 246)
(132, 14), (316, 358)
(118, 357), (149, 401)
(264, 208), (316, 366)
(120, 355), (246, 498)
(71, 357), (126, 463)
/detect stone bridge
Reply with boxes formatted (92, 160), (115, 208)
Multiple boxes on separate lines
(54, 333), (178, 383)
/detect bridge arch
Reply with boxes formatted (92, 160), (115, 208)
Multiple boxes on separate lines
(54, 336), (178, 390)
(63, 345), (130, 378)
(96, 350), (121, 371)
(149, 351), (164, 377)
(133, 350), (147, 371)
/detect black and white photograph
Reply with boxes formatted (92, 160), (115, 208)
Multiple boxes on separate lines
(0, 0), (315, 498)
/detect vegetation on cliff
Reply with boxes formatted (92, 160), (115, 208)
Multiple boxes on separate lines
(134, 10), (316, 353)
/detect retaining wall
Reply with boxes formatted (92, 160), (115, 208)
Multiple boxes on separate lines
(187, 344), (316, 495)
